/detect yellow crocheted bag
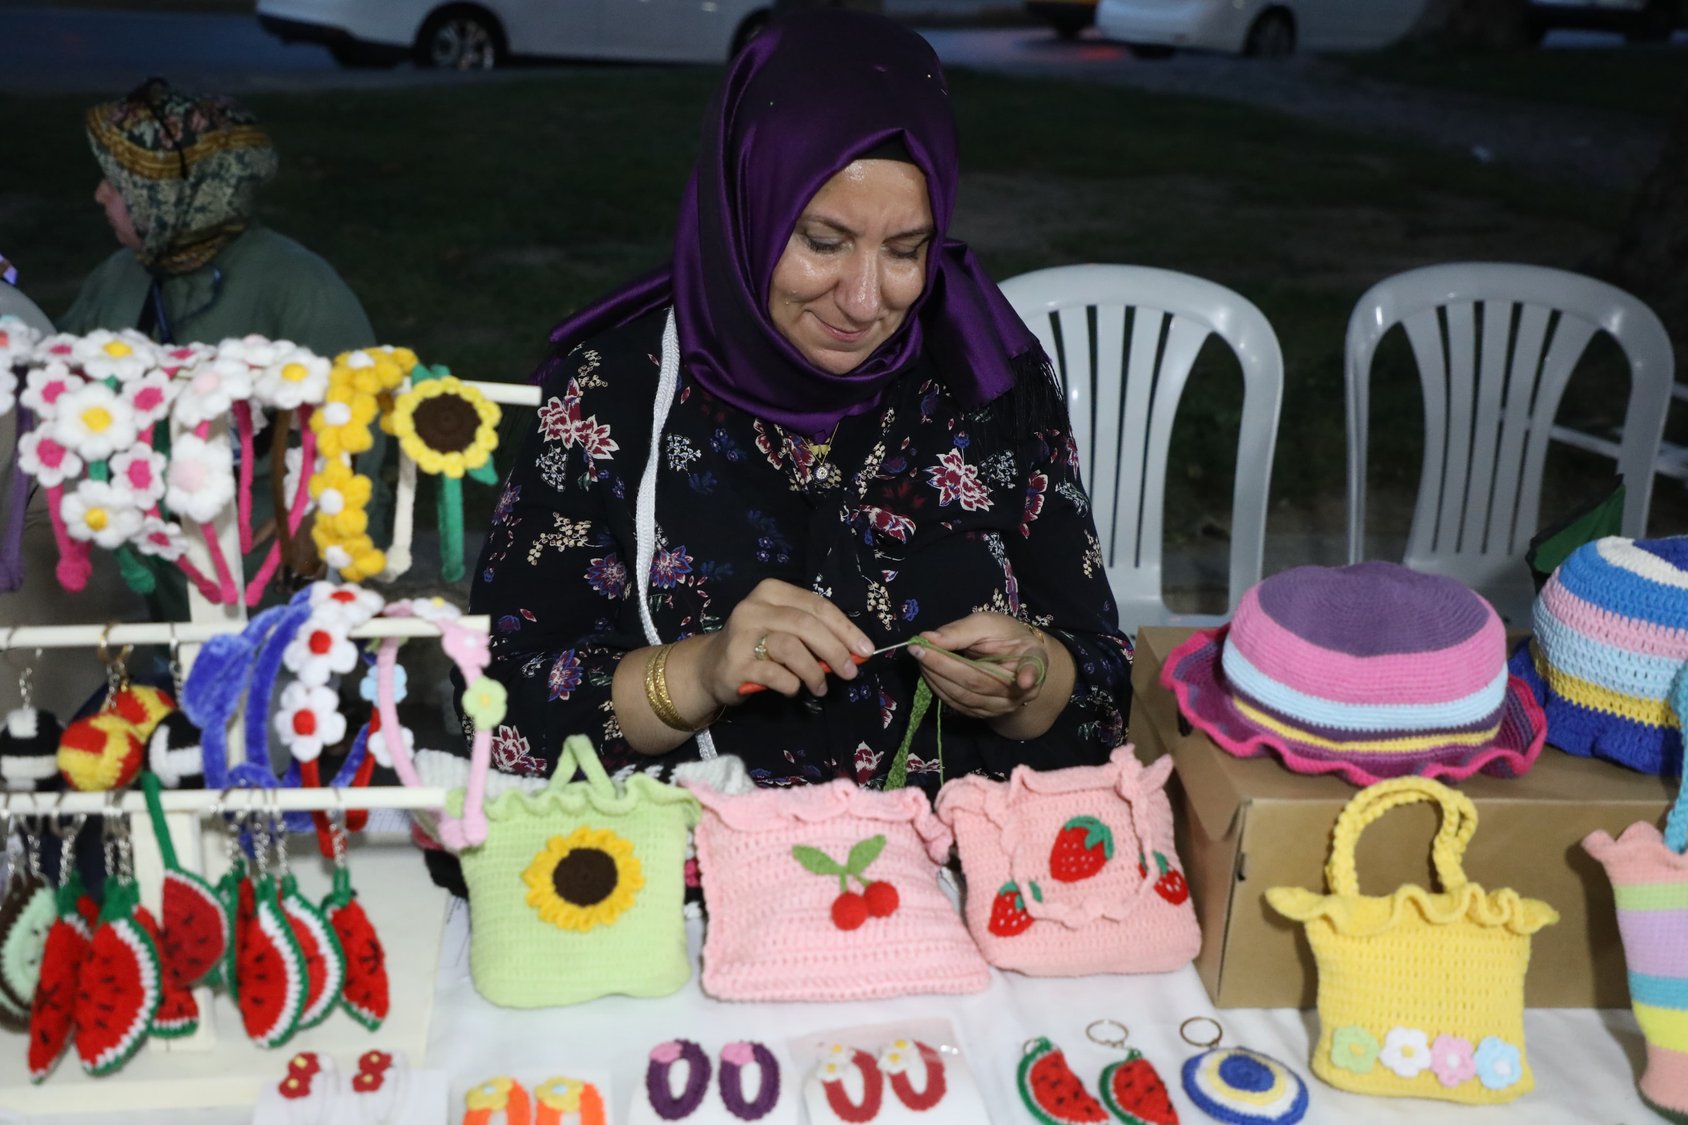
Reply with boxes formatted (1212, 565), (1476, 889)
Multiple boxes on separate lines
(1265, 778), (1557, 1105)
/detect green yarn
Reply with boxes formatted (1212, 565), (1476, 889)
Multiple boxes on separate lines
(882, 634), (1049, 790)
(115, 545), (156, 595)
(438, 476), (464, 584)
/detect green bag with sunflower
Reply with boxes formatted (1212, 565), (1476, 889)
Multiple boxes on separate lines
(447, 734), (700, 1007)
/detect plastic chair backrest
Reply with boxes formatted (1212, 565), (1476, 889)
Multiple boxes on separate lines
(999, 264), (1284, 634)
(1345, 262), (1674, 605)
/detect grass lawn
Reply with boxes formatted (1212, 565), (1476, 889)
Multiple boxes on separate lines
(3, 65), (1669, 574)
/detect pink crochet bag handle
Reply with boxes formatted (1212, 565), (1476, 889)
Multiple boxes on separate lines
(1005, 753), (1172, 928)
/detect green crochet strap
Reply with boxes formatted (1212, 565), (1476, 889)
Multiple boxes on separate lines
(115, 545), (156, 595)
(438, 476), (463, 584)
(882, 635), (1050, 790)
(140, 773), (182, 872)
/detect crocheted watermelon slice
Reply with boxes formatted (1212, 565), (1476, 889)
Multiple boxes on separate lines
(132, 903), (198, 1039)
(219, 866), (253, 999)
(326, 880), (388, 1031)
(1020, 1038), (1108, 1125)
(281, 876), (345, 1031)
(237, 879), (306, 1049)
(161, 867), (228, 989)
(0, 874), (54, 1018)
(27, 879), (92, 1084)
(1101, 1050), (1179, 1125)
(74, 886), (161, 1077)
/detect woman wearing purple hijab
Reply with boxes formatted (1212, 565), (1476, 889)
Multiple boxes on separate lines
(467, 10), (1131, 789)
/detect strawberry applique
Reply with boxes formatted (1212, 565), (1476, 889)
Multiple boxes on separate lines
(988, 881), (1039, 936)
(1050, 817), (1114, 882)
(1138, 851), (1190, 905)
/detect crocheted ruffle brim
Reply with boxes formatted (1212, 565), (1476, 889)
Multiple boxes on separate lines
(1264, 881), (1559, 938)
(1510, 640), (1683, 776)
(1163, 628), (1547, 787)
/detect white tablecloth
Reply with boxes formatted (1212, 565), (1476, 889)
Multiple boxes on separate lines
(21, 898), (1656, 1124)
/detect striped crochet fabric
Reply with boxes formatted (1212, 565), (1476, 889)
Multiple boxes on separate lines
(1164, 562), (1545, 786)
(1510, 536), (1688, 776)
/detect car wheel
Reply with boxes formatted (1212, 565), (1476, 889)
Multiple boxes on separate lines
(1625, 0), (1674, 41)
(1243, 9), (1295, 57)
(415, 6), (504, 69)
(730, 11), (770, 57)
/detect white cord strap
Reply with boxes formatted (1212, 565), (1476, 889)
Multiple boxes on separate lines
(634, 309), (718, 760)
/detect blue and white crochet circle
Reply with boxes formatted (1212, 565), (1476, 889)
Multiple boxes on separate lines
(1181, 1047), (1309, 1124)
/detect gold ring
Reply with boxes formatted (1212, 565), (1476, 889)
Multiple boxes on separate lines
(752, 634), (769, 662)
(1179, 1016), (1223, 1050)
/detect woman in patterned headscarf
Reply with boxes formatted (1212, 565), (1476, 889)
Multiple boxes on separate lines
(60, 78), (374, 356)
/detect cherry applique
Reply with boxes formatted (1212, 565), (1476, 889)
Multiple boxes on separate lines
(793, 835), (900, 932)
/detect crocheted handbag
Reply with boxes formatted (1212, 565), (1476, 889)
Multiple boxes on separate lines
(933, 745), (1200, 975)
(450, 734), (699, 1008)
(1265, 778), (1558, 1105)
(683, 778), (990, 1002)
(1583, 675), (1688, 1123)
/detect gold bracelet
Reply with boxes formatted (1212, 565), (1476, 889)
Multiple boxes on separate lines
(644, 643), (721, 733)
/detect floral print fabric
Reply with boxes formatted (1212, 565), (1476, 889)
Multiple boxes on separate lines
(469, 310), (1132, 789)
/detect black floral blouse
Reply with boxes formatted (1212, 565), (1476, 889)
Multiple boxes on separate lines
(469, 308), (1132, 792)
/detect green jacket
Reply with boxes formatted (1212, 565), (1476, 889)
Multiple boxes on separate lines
(59, 225), (375, 355)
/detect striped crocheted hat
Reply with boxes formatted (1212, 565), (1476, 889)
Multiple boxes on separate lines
(1162, 562), (1546, 786)
(1509, 536), (1688, 776)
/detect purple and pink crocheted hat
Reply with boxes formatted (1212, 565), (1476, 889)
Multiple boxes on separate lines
(1162, 561), (1547, 786)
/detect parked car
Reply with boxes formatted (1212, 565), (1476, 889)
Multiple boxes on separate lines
(256, 0), (777, 68)
(1025, 0), (1101, 39)
(1527, 0), (1684, 40)
(1092, 0), (1426, 56)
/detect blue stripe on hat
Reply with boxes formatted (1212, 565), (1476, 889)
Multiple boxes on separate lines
(1533, 600), (1684, 699)
(1630, 972), (1688, 1010)
(1558, 541), (1688, 631)
(1220, 642), (1508, 732)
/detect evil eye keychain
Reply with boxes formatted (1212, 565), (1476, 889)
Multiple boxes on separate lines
(1178, 1017), (1308, 1125)
(1087, 1020), (1179, 1125)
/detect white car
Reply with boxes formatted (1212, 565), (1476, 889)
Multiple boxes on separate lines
(1094, 0), (1426, 56)
(257, 0), (776, 68)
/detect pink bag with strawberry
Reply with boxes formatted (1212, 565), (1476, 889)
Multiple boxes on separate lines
(683, 778), (990, 1002)
(934, 746), (1200, 976)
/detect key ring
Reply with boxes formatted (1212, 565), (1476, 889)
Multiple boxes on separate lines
(1180, 1016), (1223, 1050)
(1086, 1019), (1129, 1050)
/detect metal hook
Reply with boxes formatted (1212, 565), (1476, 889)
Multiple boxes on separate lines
(97, 622), (133, 702)
(167, 622), (184, 695)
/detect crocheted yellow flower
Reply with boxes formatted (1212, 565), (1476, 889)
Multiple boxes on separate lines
(312, 525), (385, 582)
(308, 460), (373, 535)
(534, 1077), (584, 1112)
(392, 376), (500, 479)
(312, 378), (378, 458)
(524, 826), (644, 932)
(464, 1076), (517, 1111)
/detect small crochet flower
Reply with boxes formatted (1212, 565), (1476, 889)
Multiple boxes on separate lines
(0, 315), (41, 370)
(31, 333), (78, 366)
(460, 676), (507, 728)
(391, 374), (500, 479)
(218, 334), (293, 369)
(1429, 1034), (1477, 1088)
(307, 460), (372, 536)
(407, 596), (462, 624)
(133, 516), (189, 561)
(61, 480), (143, 549)
(156, 342), (214, 376)
(51, 382), (138, 461)
(275, 682), (346, 762)
(173, 357), (253, 427)
(359, 661), (403, 704)
(20, 361), (83, 418)
(73, 329), (156, 382)
(317, 532), (385, 582)
(123, 369), (176, 427)
(312, 379), (377, 458)
(310, 581), (384, 629)
(1330, 1025), (1380, 1074)
(108, 443), (169, 507)
(256, 349), (330, 410)
(1473, 1037), (1522, 1091)
(1378, 1027), (1432, 1079)
(17, 429), (84, 488)
(365, 714), (415, 769)
(283, 622), (359, 687)
(164, 433), (236, 523)
(534, 1076), (584, 1113)
(464, 1077), (517, 1112)
(282, 447), (319, 515)
(879, 1039), (917, 1075)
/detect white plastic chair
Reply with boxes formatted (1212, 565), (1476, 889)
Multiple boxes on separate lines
(1346, 263), (1675, 609)
(999, 264), (1284, 634)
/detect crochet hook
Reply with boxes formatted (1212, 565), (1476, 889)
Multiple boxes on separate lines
(736, 639), (914, 696)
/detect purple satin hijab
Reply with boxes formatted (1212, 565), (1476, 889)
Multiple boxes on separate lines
(541, 9), (1039, 437)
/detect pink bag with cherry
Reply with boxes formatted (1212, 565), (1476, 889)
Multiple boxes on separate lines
(934, 746), (1200, 975)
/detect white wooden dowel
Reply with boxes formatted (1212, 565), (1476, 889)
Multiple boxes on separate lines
(0, 614), (489, 650)
(4, 785), (449, 816)
(467, 380), (540, 406)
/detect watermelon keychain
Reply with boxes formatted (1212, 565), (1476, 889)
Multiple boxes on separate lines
(264, 804), (347, 1032)
(236, 809), (308, 1049)
(323, 809), (388, 1031)
(73, 809), (162, 1077)
(1086, 1020), (1179, 1125)
(140, 772), (229, 1038)
(27, 814), (93, 1083)
(1177, 1017), (1308, 1125)
(0, 815), (57, 1031)
(1019, 1038), (1109, 1125)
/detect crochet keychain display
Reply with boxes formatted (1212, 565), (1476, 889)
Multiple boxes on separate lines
(1177, 1017), (1308, 1125)
(1016, 1021), (1177, 1125)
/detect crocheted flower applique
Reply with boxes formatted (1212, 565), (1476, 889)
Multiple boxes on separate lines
(1330, 1026), (1379, 1075)
(1378, 1028), (1432, 1079)
(792, 835), (900, 932)
(1429, 1034), (1477, 1088)
(1473, 1037), (1522, 1091)
(523, 826), (645, 932)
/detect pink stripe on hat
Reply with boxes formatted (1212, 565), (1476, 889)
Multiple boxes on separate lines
(1228, 583), (1503, 706)
(1542, 580), (1688, 660)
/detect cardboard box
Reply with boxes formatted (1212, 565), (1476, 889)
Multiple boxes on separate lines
(1132, 625), (1675, 1010)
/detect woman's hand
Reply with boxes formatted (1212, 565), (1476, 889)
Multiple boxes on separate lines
(913, 612), (1075, 739)
(697, 578), (875, 704)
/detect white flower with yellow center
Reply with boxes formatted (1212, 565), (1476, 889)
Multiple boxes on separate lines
(164, 433), (236, 523)
(21, 361), (84, 419)
(73, 329), (156, 382)
(109, 444), (169, 507)
(879, 1040), (916, 1075)
(407, 596), (462, 624)
(256, 349), (330, 411)
(61, 480), (143, 549)
(173, 356), (254, 427)
(52, 382), (138, 462)
(1379, 1027), (1432, 1079)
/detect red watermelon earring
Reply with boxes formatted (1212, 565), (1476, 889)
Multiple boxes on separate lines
(27, 809), (93, 1083)
(233, 806), (308, 1049)
(1087, 1020), (1179, 1125)
(0, 812), (54, 1032)
(324, 808), (389, 1031)
(73, 802), (162, 1076)
(264, 793), (347, 1033)
(139, 771), (228, 1038)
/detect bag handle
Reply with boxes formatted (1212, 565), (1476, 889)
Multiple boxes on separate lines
(1326, 777), (1476, 898)
(549, 734), (616, 799)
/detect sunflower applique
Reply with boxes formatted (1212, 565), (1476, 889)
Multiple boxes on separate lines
(523, 826), (644, 931)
